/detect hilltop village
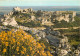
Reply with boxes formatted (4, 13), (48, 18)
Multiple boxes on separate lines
(0, 7), (80, 56)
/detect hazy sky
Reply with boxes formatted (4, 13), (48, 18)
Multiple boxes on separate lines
(0, 0), (80, 6)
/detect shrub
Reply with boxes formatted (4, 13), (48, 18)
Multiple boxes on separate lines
(17, 21), (42, 27)
(0, 29), (52, 56)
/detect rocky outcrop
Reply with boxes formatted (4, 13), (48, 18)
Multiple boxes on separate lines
(13, 7), (22, 12)
(12, 7), (76, 25)
(0, 14), (18, 26)
(13, 7), (33, 13)
(42, 27), (71, 56)
(2, 17), (18, 26)
(53, 11), (76, 22)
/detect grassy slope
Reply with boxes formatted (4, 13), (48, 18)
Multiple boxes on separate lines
(59, 29), (80, 47)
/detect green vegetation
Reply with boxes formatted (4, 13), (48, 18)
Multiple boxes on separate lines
(53, 16), (80, 28)
(35, 10), (43, 17)
(13, 12), (31, 17)
(17, 21), (42, 27)
(13, 12), (31, 23)
(0, 23), (3, 26)
(12, 12), (42, 27)
(62, 12), (73, 14)
(58, 29), (80, 48)
(6, 25), (17, 29)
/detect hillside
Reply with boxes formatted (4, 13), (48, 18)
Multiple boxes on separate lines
(0, 7), (80, 56)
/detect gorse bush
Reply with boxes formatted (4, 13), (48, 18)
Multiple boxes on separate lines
(0, 29), (52, 56)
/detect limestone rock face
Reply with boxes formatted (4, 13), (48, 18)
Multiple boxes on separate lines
(0, 9), (18, 26)
(13, 7), (22, 12)
(8, 17), (18, 26)
(13, 7), (33, 13)
(46, 35), (60, 47)
(30, 16), (36, 20)
(27, 29), (46, 39)
(2, 17), (18, 26)
(59, 49), (68, 56)
(53, 11), (76, 22)
(23, 8), (33, 13)
(2, 22), (8, 25)
(73, 49), (80, 56)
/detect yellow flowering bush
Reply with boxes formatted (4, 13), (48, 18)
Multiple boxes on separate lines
(0, 29), (52, 56)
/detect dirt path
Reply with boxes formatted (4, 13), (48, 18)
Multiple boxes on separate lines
(53, 27), (80, 30)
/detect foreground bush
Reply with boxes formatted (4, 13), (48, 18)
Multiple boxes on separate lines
(0, 29), (52, 56)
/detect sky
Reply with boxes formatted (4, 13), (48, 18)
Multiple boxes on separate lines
(0, 0), (80, 6)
